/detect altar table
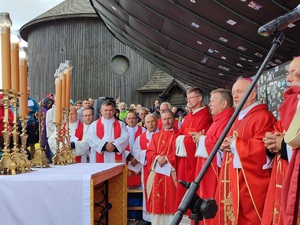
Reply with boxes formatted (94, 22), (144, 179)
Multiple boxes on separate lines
(0, 163), (127, 225)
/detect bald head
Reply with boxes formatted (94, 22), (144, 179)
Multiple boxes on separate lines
(232, 77), (257, 110)
(69, 106), (78, 123)
(287, 57), (300, 86)
(145, 114), (158, 132)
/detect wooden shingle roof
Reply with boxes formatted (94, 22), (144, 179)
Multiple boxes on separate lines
(138, 68), (192, 93)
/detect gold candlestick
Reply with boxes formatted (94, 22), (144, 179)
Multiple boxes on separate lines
(64, 107), (76, 164)
(31, 102), (49, 168)
(52, 123), (64, 165)
(10, 90), (26, 173)
(19, 115), (32, 172)
(0, 89), (16, 175)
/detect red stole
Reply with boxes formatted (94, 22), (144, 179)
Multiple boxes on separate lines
(126, 125), (143, 151)
(139, 132), (150, 211)
(127, 126), (143, 187)
(95, 117), (122, 162)
(74, 121), (84, 163)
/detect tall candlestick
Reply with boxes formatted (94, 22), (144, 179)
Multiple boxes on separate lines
(64, 60), (73, 108)
(61, 73), (66, 109)
(19, 58), (28, 116)
(11, 42), (19, 92)
(55, 78), (62, 124)
(65, 69), (71, 108)
(1, 26), (11, 90)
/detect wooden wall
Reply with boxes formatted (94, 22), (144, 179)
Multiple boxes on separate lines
(26, 18), (156, 106)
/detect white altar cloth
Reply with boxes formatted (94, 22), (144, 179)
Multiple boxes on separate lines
(0, 163), (123, 225)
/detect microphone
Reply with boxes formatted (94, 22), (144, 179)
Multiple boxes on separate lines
(258, 4), (300, 36)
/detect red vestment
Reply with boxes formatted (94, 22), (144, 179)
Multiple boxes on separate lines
(74, 121), (84, 163)
(214, 104), (276, 225)
(175, 107), (212, 209)
(280, 87), (300, 225)
(261, 121), (288, 225)
(195, 107), (234, 225)
(126, 125), (143, 187)
(135, 131), (152, 212)
(146, 129), (178, 214)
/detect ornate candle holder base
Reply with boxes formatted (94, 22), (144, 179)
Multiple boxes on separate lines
(32, 148), (50, 168)
(0, 151), (17, 175)
(52, 151), (65, 165)
(10, 150), (26, 174)
(66, 148), (77, 164)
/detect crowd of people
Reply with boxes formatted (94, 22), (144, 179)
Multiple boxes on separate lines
(0, 58), (299, 225)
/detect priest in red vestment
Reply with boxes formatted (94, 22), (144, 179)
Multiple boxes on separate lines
(281, 59), (300, 225)
(261, 57), (300, 225)
(146, 109), (179, 225)
(88, 101), (129, 163)
(213, 77), (276, 225)
(132, 114), (159, 224)
(190, 88), (234, 225)
(175, 87), (212, 210)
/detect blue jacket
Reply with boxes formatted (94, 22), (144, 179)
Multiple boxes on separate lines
(27, 97), (40, 125)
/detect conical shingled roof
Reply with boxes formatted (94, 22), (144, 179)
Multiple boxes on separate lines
(20, 0), (97, 41)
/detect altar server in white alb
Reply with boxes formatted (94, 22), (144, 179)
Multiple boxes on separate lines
(48, 106), (90, 163)
(88, 101), (129, 163)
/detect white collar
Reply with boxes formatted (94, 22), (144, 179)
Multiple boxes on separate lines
(192, 106), (205, 114)
(238, 101), (260, 120)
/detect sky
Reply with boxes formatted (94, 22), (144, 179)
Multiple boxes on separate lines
(2, 0), (64, 31)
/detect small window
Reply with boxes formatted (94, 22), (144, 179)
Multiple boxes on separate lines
(109, 54), (130, 75)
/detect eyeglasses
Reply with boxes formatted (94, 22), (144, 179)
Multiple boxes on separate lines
(185, 95), (200, 101)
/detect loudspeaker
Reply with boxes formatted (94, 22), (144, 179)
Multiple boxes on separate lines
(93, 97), (115, 121)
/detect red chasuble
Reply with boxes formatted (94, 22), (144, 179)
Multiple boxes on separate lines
(261, 121), (288, 225)
(125, 125), (143, 151)
(195, 108), (234, 212)
(280, 87), (300, 225)
(213, 104), (276, 225)
(146, 129), (178, 214)
(175, 107), (212, 209)
(95, 117), (122, 162)
(74, 121), (84, 163)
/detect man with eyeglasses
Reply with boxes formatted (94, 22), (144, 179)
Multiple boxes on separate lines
(175, 87), (212, 211)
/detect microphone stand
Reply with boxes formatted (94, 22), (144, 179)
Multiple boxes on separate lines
(170, 32), (286, 225)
